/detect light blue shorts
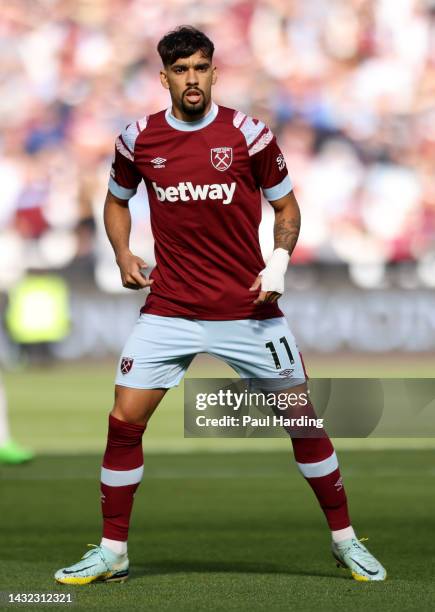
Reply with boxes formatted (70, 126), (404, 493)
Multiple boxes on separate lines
(115, 314), (306, 390)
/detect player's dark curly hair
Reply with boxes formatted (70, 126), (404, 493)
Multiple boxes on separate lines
(157, 26), (214, 66)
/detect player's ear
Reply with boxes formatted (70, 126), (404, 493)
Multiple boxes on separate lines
(211, 65), (217, 86)
(160, 69), (170, 90)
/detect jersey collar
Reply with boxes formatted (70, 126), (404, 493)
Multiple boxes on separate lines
(165, 101), (218, 131)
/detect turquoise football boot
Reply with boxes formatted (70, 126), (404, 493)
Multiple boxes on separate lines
(332, 538), (387, 581)
(55, 545), (129, 585)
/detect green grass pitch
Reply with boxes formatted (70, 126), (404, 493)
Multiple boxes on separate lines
(1, 451), (435, 611)
(1, 354), (435, 610)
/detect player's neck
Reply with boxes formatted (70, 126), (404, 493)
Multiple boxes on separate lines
(170, 100), (213, 123)
(165, 102), (218, 132)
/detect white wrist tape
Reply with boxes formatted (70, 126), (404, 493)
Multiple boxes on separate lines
(259, 248), (289, 294)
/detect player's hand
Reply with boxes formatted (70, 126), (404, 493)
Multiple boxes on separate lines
(249, 276), (281, 304)
(116, 250), (154, 290)
(249, 249), (289, 304)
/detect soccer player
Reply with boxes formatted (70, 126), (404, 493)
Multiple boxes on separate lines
(55, 26), (386, 584)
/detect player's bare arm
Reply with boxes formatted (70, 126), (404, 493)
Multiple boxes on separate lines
(250, 190), (301, 304)
(271, 190), (301, 255)
(103, 190), (153, 290)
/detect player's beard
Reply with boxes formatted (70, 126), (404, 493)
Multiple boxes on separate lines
(181, 88), (208, 117)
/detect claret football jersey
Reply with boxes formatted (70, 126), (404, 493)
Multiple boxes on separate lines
(109, 102), (293, 320)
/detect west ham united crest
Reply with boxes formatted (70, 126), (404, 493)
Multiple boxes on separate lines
(120, 357), (134, 374)
(211, 147), (233, 171)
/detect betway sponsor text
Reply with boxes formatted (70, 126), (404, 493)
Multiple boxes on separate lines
(152, 181), (236, 205)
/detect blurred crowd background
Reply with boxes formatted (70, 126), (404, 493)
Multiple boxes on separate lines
(1, 0), (435, 467)
(1, 0), (435, 295)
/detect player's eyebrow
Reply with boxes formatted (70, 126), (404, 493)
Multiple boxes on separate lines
(170, 61), (211, 71)
(194, 62), (210, 69)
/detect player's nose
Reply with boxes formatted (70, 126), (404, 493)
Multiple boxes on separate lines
(186, 68), (198, 85)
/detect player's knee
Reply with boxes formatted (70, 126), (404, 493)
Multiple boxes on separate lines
(111, 387), (154, 426)
(110, 404), (149, 426)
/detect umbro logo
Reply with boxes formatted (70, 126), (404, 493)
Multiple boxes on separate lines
(278, 369), (294, 377)
(151, 157), (166, 168)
